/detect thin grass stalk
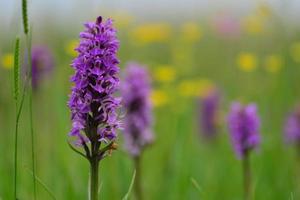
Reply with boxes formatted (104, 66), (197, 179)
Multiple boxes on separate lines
(13, 37), (21, 200)
(13, 89), (26, 200)
(25, 30), (37, 200)
(29, 83), (37, 199)
(25, 167), (57, 200)
(190, 177), (203, 195)
(13, 38), (33, 200)
(134, 156), (143, 200)
(22, 0), (37, 194)
(122, 170), (136, 200)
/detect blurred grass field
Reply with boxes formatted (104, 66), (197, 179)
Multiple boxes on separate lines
(1, 2), (300, 199)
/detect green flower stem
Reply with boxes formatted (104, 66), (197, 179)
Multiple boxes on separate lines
(89, 158), (99, 200)
(243, 151), (251, 200)
(134, 156), (143, 200)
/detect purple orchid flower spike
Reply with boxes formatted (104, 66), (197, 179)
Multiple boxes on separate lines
(121, 62), (154, 200)
(68, 16), (121, 200)
(31, 45), (54, 90)
(227, 102), (261, 200)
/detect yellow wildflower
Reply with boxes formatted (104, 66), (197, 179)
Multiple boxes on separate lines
(264, 55), (283, 73)
(290, 42), (300, 63)
(151, 90), (169, 107)
(243, 15), (264, 35)
(65, 39), (79, 57)
(131, 23), (171, 45)
(178, 80), (196, 97)
(181, 22), (202, 42)
(153, 65), (176, 83)
(1, 53), (14, 69)
(178, 79), (214, 97)
(237, 53), (257, 72)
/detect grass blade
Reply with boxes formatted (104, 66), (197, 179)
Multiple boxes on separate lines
(13, 37), (20, 102)
(22, 0), (29, 34)
(13, 80), (27, 200)
(290, 192), (294, 200)
(190, 177), (203, 196)
(25, 167), (57, 200)
(13, 36), (27, 200)
(122, 170), (136, 200)
(29, 87), (37, 200)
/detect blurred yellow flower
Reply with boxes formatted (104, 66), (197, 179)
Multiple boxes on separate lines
(181, 22), (202, 42)
(290, 42), (300, 63)
(131, 23), (171, 45)
(237, 53), (257, 72)
(151, 90), (169, 107)
(178, 79), (214, 97)
(242, 15), (264, 35)
(65, 39), (79, 57)
(178, 81), (194, 97)
(264, 55), (283, 73)
(153, 65), (176, 83)
(1, 53), (14, 69)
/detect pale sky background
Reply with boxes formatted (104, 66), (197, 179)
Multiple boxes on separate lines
(0, 0), (299, 31)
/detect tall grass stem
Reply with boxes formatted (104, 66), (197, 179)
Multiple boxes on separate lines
(29, 85), (37, 199)
(25, 30), (37, 200)
(13, 37), (23, 200)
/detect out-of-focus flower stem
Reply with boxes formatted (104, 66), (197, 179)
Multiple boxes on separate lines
(242, 151), (251, 200)
(134, 156), (143, 200)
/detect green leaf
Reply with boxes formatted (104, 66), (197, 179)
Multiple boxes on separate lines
(25, 167), (57, 200)
(122, 170), (136, 200)
(190, 177), (203, 196)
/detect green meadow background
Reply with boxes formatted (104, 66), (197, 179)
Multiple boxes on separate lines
(1, 1), (300, 199)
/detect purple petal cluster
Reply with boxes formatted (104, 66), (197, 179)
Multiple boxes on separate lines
(199, 89), (220, 139)
(68, 16), (121, 145)
(228, 102), (261, 159)
(31, 45), (54, 90)
(121, 63), (153, 157)
(284, 106), (300, 144)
